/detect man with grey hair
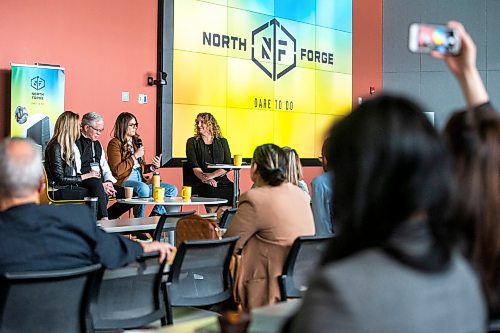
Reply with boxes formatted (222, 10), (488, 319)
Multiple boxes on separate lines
(0, 137), (174, 273)
(76, 112), (128, 219)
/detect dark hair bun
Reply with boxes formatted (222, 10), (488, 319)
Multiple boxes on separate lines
(265, 167), (286, 186)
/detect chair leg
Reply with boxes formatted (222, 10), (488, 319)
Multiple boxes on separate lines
(161, 283), (174, 325)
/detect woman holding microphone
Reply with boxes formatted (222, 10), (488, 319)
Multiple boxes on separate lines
(107, 112), (177, 217)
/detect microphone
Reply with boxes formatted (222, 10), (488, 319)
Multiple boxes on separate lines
(135, 137), (143, 163)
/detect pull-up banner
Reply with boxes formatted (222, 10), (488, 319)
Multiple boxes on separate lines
(10, 64), (65, 153)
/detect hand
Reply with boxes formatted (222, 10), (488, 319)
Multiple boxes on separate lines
(151, 154), (162, 168)
(140, 241), (176, 263)
(134, 146), (145, 159)
(102, 182), (117, 196)
(430, 21), (476, 78)
(81, 170), (100, 180)
(430, 21), (488, 108)
(203, 178), (218, 187)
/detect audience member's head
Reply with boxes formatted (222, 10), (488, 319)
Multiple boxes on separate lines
(251, 144), (288, 187)
(444, 106), (500, 307)
(49, 111), (80, 165)
(322, 95), (453, 266)
(112, 112), (138, 144)
(194, 113), (222, 139)
(282, 146), (303, 186)
(0, 138), (42, 199)
(81, 112), (104, 141)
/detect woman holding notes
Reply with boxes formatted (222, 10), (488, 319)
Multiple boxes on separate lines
(186, 113), (234, 211)
(107, 112), (177, 217)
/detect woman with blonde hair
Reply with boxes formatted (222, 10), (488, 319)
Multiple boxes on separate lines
(44, 111), (100, 202)
(282, 146), (310, 197)
(186, 112), (234, 211)
(107, 112), (177, 217)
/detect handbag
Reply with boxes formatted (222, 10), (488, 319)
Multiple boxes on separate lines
(175, 215), (220, 247)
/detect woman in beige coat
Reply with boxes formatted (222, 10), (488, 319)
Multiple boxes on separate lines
(224, 144), (315, 311)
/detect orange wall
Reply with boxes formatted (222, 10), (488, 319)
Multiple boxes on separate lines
(0, 0), (382, 194)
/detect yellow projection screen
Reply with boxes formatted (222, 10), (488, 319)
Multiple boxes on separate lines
(162, 0), (352, 163)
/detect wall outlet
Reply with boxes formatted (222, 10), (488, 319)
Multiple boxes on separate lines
(138, 94), (147, 104)
(121, 91), (129, 102)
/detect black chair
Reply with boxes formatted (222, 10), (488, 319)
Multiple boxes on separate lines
(278, 235), (334, 301)
(489, 319), (500, 332)
(0, 264), (102, 333)
(152, 210), (196, 242)
(89, 252), (166, 330)
(163, 236), (239, 324)
(182, 160), (196, 187)
(218, 208), (237, 229)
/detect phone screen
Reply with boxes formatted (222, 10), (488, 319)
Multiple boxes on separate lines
(409, 24), (460, 55)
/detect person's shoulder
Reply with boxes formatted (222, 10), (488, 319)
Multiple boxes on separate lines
(186, 137), (197, 144)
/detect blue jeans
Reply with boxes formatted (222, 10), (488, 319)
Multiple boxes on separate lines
(122, 168), (178, 217)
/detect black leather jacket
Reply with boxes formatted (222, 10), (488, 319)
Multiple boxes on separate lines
(44, 141), (82, 187)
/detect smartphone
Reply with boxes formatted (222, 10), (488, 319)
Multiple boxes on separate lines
(408, 23), (461, 55)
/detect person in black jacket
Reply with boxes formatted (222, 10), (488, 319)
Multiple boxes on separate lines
(0, 137), (174, 273)
(44, 111), (100, 200)
(186, 113), (234, 212)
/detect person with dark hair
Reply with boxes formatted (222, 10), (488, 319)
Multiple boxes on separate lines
(310, 139), (334, 235)
(437, 21), (500, 317)
(285, 95), (485, 333)
(0, 138), (174, 273)
(107, 112), (177, 217)
(224, 144), (315, 311)
(186, 113), (234, 212)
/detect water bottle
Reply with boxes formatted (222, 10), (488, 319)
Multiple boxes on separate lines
(152, 172), (160, 189)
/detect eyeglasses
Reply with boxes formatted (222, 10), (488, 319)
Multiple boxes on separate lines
(89, 125), (104, 134)
(129, 123), (139, 128)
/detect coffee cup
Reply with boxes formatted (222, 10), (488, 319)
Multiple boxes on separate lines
(153, 187), (165, 202)
(233, 154), (243, 166)
(124, 187), (134, 199)
(181, 186), (192, 200)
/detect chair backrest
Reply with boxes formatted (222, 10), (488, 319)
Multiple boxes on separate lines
(175, 215), (220, 247)
(166, 237), (239, 310)
(89, 252), (166, 330)
(278, 235), (334, 301)
(152, 210), (196, 242)
(182, 160), (196, 187)
(0, 264), (102, 333)
(219, 208), (238, 228)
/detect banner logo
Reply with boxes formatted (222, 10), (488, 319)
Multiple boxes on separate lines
(31, 76), (45, 90)
(251, 19), (296, 81)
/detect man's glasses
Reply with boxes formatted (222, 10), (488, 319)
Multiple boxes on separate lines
(89, 125), (104, 134)
(129, 123), (139, 128)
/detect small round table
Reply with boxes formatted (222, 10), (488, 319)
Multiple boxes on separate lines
(207, 164), (251, 208)
(117, 196), (228, 209)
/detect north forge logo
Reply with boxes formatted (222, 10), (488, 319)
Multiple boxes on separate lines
(252, 19), (296, 81)
(203, 19), (334, 81)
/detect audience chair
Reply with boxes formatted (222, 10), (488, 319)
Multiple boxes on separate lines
(163, 236), (239, 324)
(218, 208), (238, 229)
(152, 210), (196, 242)
(0, 264), (102, 333)
(278, 235), (334, 301)
(89, 252), (166, 330)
